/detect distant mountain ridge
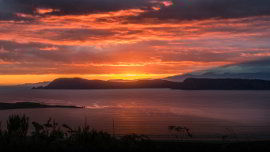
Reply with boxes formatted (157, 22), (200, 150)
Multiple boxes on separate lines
(165, 72), (270, 82)
(165, 58), (270, 82)
(34, 77), (270, 90)
(0, 81), (50, 88)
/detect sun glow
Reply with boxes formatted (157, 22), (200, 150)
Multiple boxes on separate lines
(0, 73), (177, 85)
(106, 73), (173, 80)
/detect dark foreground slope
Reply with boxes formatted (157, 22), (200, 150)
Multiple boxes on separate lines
(0, 114), (269, 152)
(34, 78), (270, 90)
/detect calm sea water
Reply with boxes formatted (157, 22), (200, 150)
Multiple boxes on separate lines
(0, 88), (270, 140)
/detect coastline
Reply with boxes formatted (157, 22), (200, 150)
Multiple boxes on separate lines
(0, 102), (83, 110)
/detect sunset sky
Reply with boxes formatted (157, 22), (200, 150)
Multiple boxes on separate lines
(0, 0), (270, 85)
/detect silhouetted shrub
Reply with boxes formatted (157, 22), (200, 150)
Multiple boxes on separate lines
(32, 118), (65, 142)
(0, 121), (2, 137)
(121, 134), (150, 143)
(6, 115), (29, 138)
(63, 123), (113, 145)
(168, 126), (192, 140)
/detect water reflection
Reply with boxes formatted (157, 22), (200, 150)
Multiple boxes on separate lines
(0, 89), (270, 139)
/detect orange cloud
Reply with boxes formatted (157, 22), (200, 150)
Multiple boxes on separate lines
(152, 6), (161, 11)
(0, 60), (13, 65)
(162, 1), (173, 7)
(40, 46), (59, 51)
(36, 8), (58, 14)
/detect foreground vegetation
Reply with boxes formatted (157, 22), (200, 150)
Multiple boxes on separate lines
(0, 115), (269, 151)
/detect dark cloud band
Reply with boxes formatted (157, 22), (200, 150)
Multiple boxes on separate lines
(1, 0), (270, 21)
(136, 0), (270, 21)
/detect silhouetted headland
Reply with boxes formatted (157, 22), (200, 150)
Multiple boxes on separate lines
(33, 78), (270, 90)
(0, 102), (82, 110)
(176, 78), (270, 90)
(33, 78), (177, 89)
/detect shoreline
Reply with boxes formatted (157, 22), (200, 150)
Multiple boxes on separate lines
(0, 102), (83, 110)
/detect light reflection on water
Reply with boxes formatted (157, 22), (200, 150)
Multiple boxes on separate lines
(0, 88), (270, 140)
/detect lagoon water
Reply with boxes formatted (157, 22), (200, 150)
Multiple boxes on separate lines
(0, 88), (270, 140)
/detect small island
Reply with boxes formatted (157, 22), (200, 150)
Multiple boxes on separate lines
(0, 102), (83, 110)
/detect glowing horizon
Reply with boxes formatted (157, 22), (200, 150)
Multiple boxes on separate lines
(0, 73), (179, 86)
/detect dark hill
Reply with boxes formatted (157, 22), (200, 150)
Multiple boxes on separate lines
(175, 78), (270, 90)
(36, 78), (178, 89)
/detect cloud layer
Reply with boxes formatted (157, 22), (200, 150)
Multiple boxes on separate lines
(0, 0), (270, 84)
(1, 0), (270, 21)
